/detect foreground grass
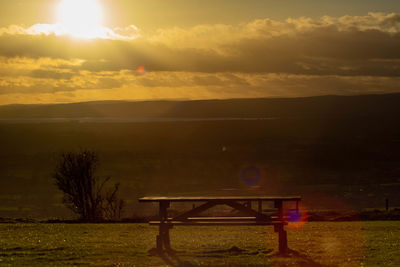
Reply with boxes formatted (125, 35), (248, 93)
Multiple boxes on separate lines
(0, 222), (399, 266)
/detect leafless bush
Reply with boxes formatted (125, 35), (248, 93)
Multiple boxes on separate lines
(53, 150), (124, 222)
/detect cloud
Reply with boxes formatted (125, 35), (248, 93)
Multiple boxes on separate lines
(1, 13), (400, 77)
(1, 13), (400, 102)
(0, 24), (139, 40)
(2, 72), (400, 105)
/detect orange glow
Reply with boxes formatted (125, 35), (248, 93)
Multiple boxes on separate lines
(137, 66), (147, 75)
(285, 202), (309, 229)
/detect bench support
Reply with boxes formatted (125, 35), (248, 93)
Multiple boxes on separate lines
(273, 199), (288, 253)
(157, 224), (172, 251)
(142, 197), (300, 254)
(156, 200), (173, 251)
(274, 224), (288, 253)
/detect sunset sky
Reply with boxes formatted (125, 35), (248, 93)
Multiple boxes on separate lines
(1, 0), (400, 104)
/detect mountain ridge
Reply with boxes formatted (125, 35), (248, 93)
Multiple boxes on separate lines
(1, 93), (400, 119)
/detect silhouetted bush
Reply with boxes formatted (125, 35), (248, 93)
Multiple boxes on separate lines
(53, 150), (124, 222)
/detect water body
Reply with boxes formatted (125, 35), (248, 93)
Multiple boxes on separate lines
(0, 117), (278, 124)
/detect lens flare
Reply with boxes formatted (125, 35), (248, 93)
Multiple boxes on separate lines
(240, 166), (263, 189)
(137, 66), (146, 75)
(284, 202), (308, 229)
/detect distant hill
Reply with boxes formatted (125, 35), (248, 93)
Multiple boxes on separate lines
(1, 93), (400, 218)
(1, 93), (400, 119)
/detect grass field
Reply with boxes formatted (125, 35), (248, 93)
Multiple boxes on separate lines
(1, 221), (399, 266)
(1, 119), (400, 219)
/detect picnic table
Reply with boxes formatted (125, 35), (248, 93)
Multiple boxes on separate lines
(139, 196), (301, 253)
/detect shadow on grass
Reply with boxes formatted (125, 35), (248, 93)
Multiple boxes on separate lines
(150, 247), (330, 267)
(270, 248), (330, 267)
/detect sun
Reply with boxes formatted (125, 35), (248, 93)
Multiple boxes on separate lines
(56, 0), (104, 39)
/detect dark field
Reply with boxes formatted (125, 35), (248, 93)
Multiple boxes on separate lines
(1, 95), (400, 267)
(1, 95), (400, 218)
(1, 221), (399, 266)
(0, 118), (399, 218)
(0, 98), (400, 219)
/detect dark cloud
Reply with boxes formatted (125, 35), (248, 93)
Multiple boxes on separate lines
(1, 25), (400, 77)
(30, 69), (76, 79)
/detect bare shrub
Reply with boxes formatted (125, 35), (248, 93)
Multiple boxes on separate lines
(53, 149), (124, 222)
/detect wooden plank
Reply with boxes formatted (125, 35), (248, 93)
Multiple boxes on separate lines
(139, 196), (301, 202)
(168, 216), (293, 221)
(149, 221), (287, 226)
(182, 216), (258, 221)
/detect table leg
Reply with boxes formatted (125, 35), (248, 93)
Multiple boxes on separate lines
(277, 224), (288, 254)
(156, 233), (163, 251)
(163, 225), (171, 250)
(274, 200), (283, 221)
(158, 224), (172, 250)
(274, 200), (287, 253)
(157, 201), (170, 251)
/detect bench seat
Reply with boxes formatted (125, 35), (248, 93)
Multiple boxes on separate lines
(168, 216), (291, 221)
(149, 220), (287, 226)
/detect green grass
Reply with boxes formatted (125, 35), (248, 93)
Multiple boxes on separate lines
(1, 221), (399, 266)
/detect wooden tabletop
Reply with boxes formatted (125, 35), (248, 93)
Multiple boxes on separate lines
(139, 196), (301, 202)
